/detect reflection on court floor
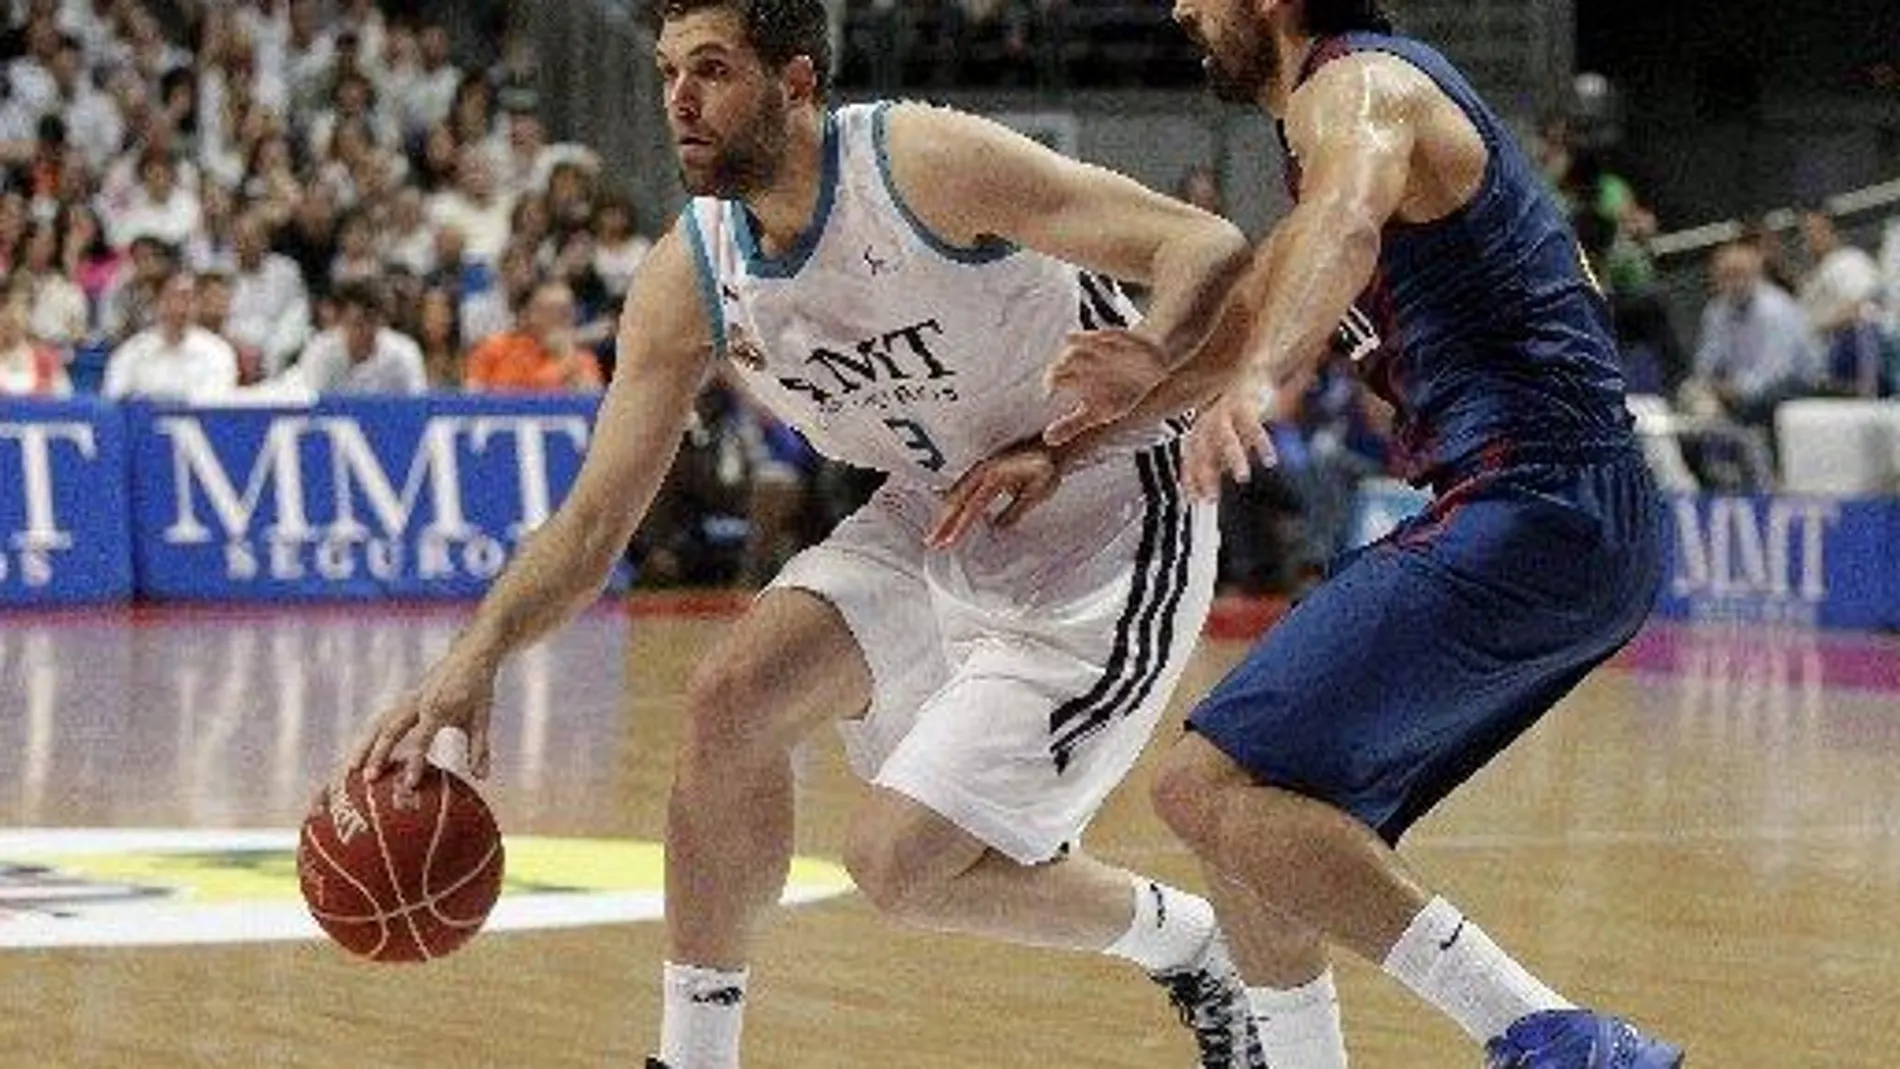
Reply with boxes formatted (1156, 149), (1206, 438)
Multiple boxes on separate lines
(1, 603), (1897, 1067)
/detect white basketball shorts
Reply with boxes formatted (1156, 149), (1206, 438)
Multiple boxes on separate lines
(770, 440), (1218, 864)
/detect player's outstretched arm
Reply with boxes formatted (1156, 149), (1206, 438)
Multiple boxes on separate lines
(346, 225), (712, 789)
(881, 103), (1249, 371)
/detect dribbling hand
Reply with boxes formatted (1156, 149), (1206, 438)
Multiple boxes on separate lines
(336, 652), (498, 802)
(1182, 390), (1276, 501)
(1043, 329), (1171, 447)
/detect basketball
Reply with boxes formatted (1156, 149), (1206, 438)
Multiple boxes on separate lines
(298, 757), (505, 964)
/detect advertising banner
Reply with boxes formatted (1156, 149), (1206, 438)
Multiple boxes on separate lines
(126, 396), (609, 602)
(1655, 494), (1900, 631)
(0, 398), (132, 606)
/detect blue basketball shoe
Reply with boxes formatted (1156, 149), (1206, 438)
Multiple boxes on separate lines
(1485, 1009), (1683, 1069)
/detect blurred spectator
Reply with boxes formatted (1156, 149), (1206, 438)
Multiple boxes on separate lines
(427, 145), (514, 265)
(284, 0), (338, 119)
(550, 226), (615, 346)
(275, 179), (340, 298)
(447, 72), (496, 150)
(58, 201), (120, 313)
(0, 277), (68, 397)
(1740, 215), (1803, 294)
(336, 0), (387, 81)
(241, 133), (305, 225)
(107, 150), (202, 250)
(99, 234), (176, 342)
(289, 280), (426, 394)
(459, 238), (537, 346)
(307, 69), (397, 162)
(413, 283), (464, 390)
(1882, 215), (1900, 334)
(413, 121), (459, 194)
(0, 192), (23, 273)
(1532, 114), (1572, 193)
(102, 270), (238, 402)
(329, 207), (382, 288)
(497, 100), (599, 199)
(545, 160), (597, 232)
(1798, 209), (1888, 396)
(1174, 164), (1224, 217)
(184, 182), (238, 272)
(13, 217), (85, 350)
(509, 193), (551, 261)
(591, 192), (650, 299)
(464, 280), (602, 392)
(228, 207), (311, 378)
(396, 22), (461, 140)
(192, 269), (254, 382)
(1688, 242), (1820, 428)
(1270, 359), (1390, 574)
(382, 186), (435, 277)
(5, 11), (62, 119)
(14, 113), (78, 205)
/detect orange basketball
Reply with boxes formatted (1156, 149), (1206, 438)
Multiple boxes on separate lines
(298, 764), (505, 963)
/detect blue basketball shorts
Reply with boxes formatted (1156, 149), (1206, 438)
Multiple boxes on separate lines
(1187, 449), (1664, 843)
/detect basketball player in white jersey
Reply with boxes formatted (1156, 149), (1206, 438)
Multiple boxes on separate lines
(334, 0), (1264, 1065)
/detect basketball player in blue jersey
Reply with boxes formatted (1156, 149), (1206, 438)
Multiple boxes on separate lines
(330, 0), (1285, 1066)
(1026, 1), (1688, 1067)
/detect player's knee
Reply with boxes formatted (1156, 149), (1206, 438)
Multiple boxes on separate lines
(842, 829), (945, 924)
(1150, 742), (1224, 848)
(680, 656), (781, 774)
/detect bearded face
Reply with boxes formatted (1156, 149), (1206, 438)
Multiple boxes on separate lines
(659, 9), (798, 199)
(682, 82), (791, 198)
(1176, 1), (1280, 104)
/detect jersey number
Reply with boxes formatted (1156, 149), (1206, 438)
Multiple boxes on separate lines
(885, 418), (946, 472)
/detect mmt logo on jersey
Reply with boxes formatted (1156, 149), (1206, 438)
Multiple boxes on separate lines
(0, 399), (132, 605)
(778, 317), (958, 413)
(127, 398), (603, 600)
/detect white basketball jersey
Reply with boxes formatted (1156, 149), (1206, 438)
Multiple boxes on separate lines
(682, 102), (1164, 491)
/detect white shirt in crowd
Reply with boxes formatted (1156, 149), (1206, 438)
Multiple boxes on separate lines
(384, 223), (437, 278)
(1800, 245), (1883, 332)
(426, 190), (516, 265)
(1880, 218), (1900, 333)
(292, 327), (427, 395)
(395, 61), (461, 138)
(61, 84), (125, 173)
(594, 235), (652, 298)
(27, 275), (89, 348)
(229, 254), (313, 378)
(103, 326), (239, 403)
(108, 185), (204, 250)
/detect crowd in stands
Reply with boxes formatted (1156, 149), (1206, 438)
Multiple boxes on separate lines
(0, 0), (1895, 594)
(0, 0), (646, 409)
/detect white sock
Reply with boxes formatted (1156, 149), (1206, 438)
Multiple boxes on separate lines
(1250, 969), (1351, 1069)
(1380, 896), (1572, 1043)
(661, 961), (749, 1069)
(1102, 876), (1217, 973)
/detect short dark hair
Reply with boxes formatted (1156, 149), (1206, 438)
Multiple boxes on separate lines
(645, 0), (831, 95)
(334, 280), (387, 320)
(1302, 0), (1395, 35)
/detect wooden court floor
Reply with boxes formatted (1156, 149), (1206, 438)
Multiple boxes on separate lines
(1, 598), (1897, 1067)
